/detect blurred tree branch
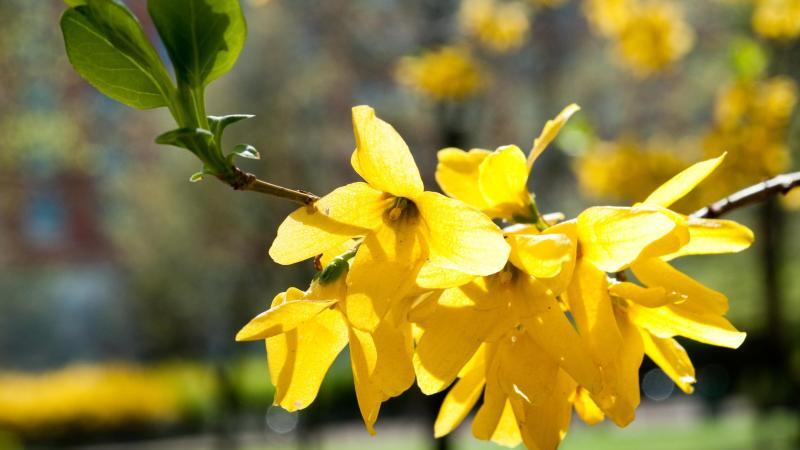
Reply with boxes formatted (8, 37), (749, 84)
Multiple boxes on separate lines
(691, 172), (800, 219)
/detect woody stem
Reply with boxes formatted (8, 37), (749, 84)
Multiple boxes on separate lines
(690, 172), (800, 219)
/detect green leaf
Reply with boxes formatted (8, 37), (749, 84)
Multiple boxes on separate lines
(60, 0), (174, 109)
(156, 127), (214, 153)
(148, 0), (247, 87)
(230, 144), (260, 160)
(208, 114), (254, 138)
(64, 0), (87, 6)
(189, 172), (205, 182)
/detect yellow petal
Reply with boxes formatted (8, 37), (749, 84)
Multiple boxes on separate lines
(435, 147), (492, 210)
(490, 400), (523, 448)
(631, 257), (728, 315)
(413, 284), (507, 394)
(604, 308), (643, 427)
(573, 387), (604, 425)
(496, 332), (558, 407)
(627, 302), (746, 349)
(266, 308), (348, 412)
(415, 262), (476, 290)
(417, 191), (510, 277)
(641, 331), (696, 394)
(564, 259), (623, 366)
(643, 154), (725, 208)
(663, 218), (754, 260)
(514, 369), (577, 450)
(351, 105), (424, 199)
(564, 259), (633, 423)
(434, 347), (488, 438)
(577, 206), (683, 272)
(478, 145), (530, 219)
(473, 360), (522, 449)
(314, 182), (393, 229)
(269, 204), (365, 265)
(508, 232), (574, 279)
(528, 104), (580, 170)
(349, 320), (415, 434)
(609, 282), (672, 308)
(538, 221), (579, 295)
(345, 219), (425, 331)
(516, 277), (602, 395)
(237, 299), (337, 341)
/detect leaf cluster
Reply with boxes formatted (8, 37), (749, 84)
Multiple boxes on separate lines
(60, 0), (257, 182)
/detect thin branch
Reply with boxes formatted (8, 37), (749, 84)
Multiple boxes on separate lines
(691, 172), (800, 219)
(225, 167), (319, 205)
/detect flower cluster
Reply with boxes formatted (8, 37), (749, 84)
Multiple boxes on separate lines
(700, 76), (798, 205)
(237, 105), (753, 449)
(459, 0), (531, 53)
(752, 0), (800, 40)
(583, 0), (694, 78)
(395, 46), (488, 101)
(575, 137), (691, 204)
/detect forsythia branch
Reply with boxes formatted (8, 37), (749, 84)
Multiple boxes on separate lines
(691, 171), (800, 219)
(227, 167), (319, 205)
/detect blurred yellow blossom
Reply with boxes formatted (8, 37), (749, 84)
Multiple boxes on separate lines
(0, 364), (184, 435)
(575, 137), (690, 204)
(396, 46), (488, 101)
(613, 1), (695, 77)
(583, 0), (636, 36)
(752, 0), (800, 40)
(700, 76), (798, 204)
(459, 0), (531, 53)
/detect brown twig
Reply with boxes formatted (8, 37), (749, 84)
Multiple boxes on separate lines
(225, 167), (319, 205)
(691, 172), (800, 219)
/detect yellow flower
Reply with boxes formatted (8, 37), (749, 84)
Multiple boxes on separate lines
(395, 46), (488, 101)
(568, 154), (752, 425)
(413, 222), (604, 450)
(237, 275), (414, 434)
(460, 0), (531, 53)
(269, 105), (508, 331)
(436, 104), (580, 221)
(612, 1), (694, 78)
(753, 0), (800, 40)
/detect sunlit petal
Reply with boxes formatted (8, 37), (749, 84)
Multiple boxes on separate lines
(631, 258), (728, 315)
(573, 387), (604, 425)
(434, 346), (488, 438)
(508, 232), (574, 279)
(628, 302), (746, 349)
(266, 309), (348, 412)
(641, 331), (696, 394)
(417, 191), (509, 277)
(609, 282), (672, 308)
(435, 147), (492, 210)
(529, 104), (581, 171)
(478, 145), (530, 218)
(577, 206), (683, 272)
(643, 153), (726, 208)
(663, 217), (754, 260)
(351, 105), (424, 199)
(269, 204), (365, 265)
(345, 219), (425, 331)
(314, 182), (393, 229)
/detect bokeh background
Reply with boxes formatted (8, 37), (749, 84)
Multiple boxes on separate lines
(1, 0), (800, 449)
